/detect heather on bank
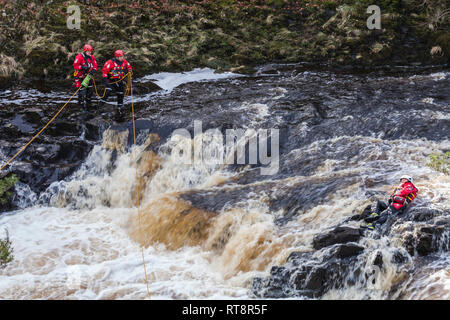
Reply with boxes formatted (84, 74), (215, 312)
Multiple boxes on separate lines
(0, 0), (448, 83)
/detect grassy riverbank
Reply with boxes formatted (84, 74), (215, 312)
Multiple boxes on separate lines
(0, 0), (448, 84)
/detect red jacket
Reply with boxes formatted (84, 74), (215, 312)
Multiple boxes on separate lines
(102, 58), (132, 80)
(391, 181), (418, 210)
(73, 53), (98, 78)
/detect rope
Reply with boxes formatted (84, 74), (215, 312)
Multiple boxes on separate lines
(129, 73), (151, 299)
(93, 72), (150, 298)
(0, 73), (130, 172)
(0, 86), (82, 172)
(0, 72), (151, 300)
(92, 77), (107, 99)
(92, 73), (131, 99)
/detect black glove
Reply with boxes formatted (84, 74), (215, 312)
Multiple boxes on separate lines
(81, 65), (90, 72)
(88, 68), (95, 75)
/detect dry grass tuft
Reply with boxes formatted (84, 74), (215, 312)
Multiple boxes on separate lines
(430, 46), (443, 56)
(0, 54), (24, 78)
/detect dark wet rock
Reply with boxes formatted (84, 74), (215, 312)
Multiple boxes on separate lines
(253, 245), (364, 298)
(256, 65), (280, 75)
(416, 230), (434, 256)
(331, 243), (365, 259)
(399, 224), (449, 257)
(377, 207), (449, 258)
(180, 173), (361, 224)
(11, 114), (37, 134)
(1, 123), (23, 139)
(313, 226), (362, 250)
(286, 251), (314, 266)
(416, 226), (447, 256)
(254, 223), (367, 298)
(131, 81), (163, 95)
(1, 138), (92, 194)
(373, 251), (383, 268)
(301, 266), (327, 292)
(251, 266), (295, 298)
(403, 207), (442, 222)
(402, 234), (416, 256)
(107, 119), (178, 150)
(350, 205), (372, 221)
(22, 110), (44, 126)
(51, 140), (90, 164)
(271, 176), (360, 224)
(391, 250), (409, 265)
(46, 121), (82, 137)
(84, 122), (103, 141)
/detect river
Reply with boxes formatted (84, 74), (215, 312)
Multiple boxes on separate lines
(0, 64), (448, 299)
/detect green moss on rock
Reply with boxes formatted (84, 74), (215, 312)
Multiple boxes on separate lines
(0, 174), (19, 206)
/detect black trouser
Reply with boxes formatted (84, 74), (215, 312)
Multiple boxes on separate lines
(78, 79), (93, 108)
(103, 80), (125, 106)
(375, 200), (388, 214)
(365, 200), (406, 225)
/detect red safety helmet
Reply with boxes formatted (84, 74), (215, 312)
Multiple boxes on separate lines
(83, 44), (93, 52)
(115, 50), (124, 57)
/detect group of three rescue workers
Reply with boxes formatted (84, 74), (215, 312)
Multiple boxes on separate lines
(73, 44), (132, 116)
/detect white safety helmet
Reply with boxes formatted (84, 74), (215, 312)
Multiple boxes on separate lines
(399, 175), (413, 183)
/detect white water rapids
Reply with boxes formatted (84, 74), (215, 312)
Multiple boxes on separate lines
(0, 68), (448, 300)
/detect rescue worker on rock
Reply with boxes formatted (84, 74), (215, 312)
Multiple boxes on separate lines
(364, 175), (418, 230)
(73, 44), (97, 110)
(99, 50), (132, 116)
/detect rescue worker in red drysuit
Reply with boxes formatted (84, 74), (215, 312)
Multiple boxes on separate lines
(73, 44), (98, 110)
(365, 175), (418, 229)
(99, 50), (132, 116)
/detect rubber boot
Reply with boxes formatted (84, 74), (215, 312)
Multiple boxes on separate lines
(86, 86), (93, 110)
(78, 88), (87, 112)
(117, 91), (124, 106)
(115, 104), (124, 122)
(366, 223), (375, 230)
(364, 212), (380, 223)
(117, 89), (125, 116)
(117, 103), (124, 117)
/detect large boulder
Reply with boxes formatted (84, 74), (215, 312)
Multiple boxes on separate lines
(252, 242), (366, 299)
(313, 226), (362, 250)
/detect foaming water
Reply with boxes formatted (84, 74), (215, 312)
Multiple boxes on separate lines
(402, 257), (450, 300)
(0, 127), (263, 299)
(136, 68), (244, 93)
(3, 132), (449, 299)
(144, 131), (233, 198)
(0, 206), (250, 299)
(1, 67), (449, 300)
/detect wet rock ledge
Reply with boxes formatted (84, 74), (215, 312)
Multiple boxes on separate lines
(252, 205), (449, 299)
